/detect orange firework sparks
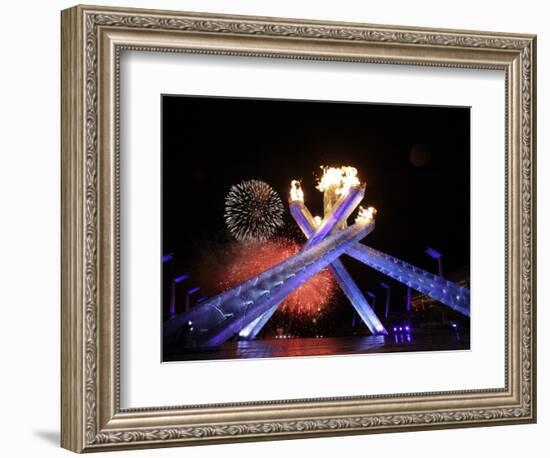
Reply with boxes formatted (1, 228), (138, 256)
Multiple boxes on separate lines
(217, 238), (336, 316)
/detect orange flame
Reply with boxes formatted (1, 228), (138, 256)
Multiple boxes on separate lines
(355, 206), (377, 224)
(290, 180), (304, 202)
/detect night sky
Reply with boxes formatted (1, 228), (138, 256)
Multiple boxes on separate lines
(162, 95), (470, 331)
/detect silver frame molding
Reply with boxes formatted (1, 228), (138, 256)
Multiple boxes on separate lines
(61, 4), (537, 453)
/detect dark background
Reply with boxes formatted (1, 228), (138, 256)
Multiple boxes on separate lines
(162, 95), (470, 333)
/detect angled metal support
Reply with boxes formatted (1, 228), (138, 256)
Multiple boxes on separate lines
(291, 199), (386, 334)
(294, 203), (471, 316)
(345, 244), (470, 316)
(164, 218), (375, 348)
(289, 184), (469, 316)
(240, 185), (387, 339)
(238, 306), (276, 339)
(243, 196), (470, 336)
(305, 184), (365, 247)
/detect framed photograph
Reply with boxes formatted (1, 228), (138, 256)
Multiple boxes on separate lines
(61, 4), (537, 453)
(161, 96), (472, 363)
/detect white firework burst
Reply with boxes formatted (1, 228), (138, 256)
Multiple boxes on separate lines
(224, 180), (284, 242)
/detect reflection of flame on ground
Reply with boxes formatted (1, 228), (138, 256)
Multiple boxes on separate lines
(200, 238), (336, 316)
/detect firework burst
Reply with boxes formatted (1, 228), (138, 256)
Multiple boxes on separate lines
(196, 238), (336, 317)
(224, 179), (284, 242)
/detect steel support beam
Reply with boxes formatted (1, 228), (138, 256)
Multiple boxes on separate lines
(240, 186), (386, 339)
(164, 219), (375, 348)
(346, 244), (470, 316)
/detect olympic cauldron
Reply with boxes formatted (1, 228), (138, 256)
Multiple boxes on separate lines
(165, 167), (470, 348)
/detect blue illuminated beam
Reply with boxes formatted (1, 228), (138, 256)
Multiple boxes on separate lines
(290, 200), (387, 334)
(346, 244), (470, 316)
(240, 187), (386, 339)
(164, 219), (375, 348)
(305, 185), (364, 247)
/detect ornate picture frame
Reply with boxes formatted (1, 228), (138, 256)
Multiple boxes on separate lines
(61, 4), (536, 453)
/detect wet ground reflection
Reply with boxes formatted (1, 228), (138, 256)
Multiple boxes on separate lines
(164, 330), (469, 362)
